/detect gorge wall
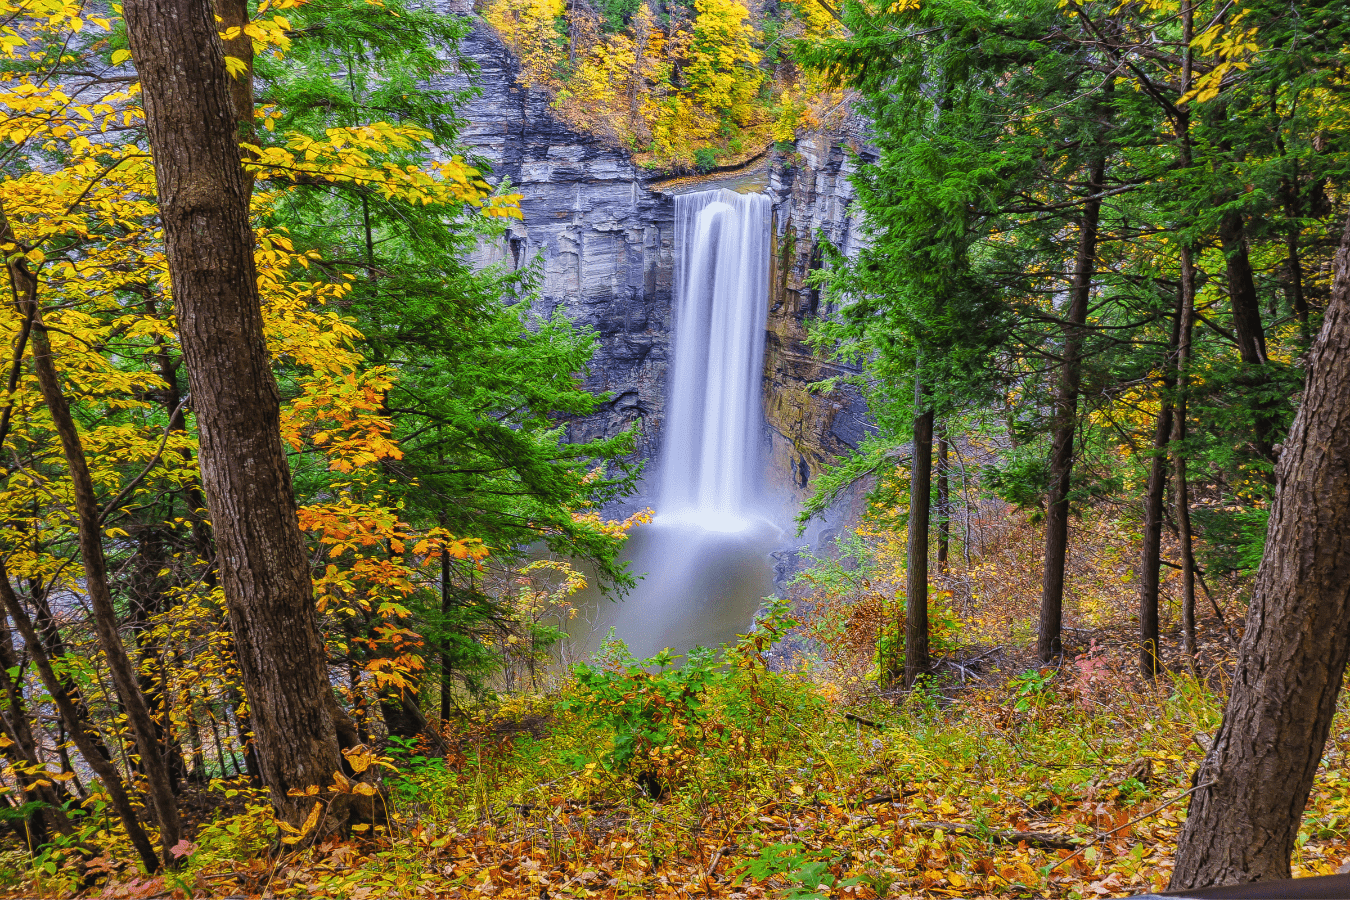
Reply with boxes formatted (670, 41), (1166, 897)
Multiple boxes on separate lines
(447, 17), (876, 507)
(447, 18), (675, 462)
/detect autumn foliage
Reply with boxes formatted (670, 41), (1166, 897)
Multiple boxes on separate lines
(485, 0), (844, 167)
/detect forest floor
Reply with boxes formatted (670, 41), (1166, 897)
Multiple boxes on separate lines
(14, 511), (1350, 899)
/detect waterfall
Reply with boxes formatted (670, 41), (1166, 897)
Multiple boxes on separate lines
(659, 189), (771, 529)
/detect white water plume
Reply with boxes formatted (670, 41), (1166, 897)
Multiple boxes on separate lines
(658, 189), (771, 530)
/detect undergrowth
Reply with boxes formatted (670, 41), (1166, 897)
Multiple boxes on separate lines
(11, 509), (1350, 898)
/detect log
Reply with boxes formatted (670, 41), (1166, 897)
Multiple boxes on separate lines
(909, 820), (1083, 851)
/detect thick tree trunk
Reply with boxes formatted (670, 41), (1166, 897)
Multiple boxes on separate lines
(1170, 211), (1350, 889)
(902, 405), (934, 689)
(1038, 156), (1106, 663)
(1140, 301), (1182, 677)
(124, 0), (349, 825)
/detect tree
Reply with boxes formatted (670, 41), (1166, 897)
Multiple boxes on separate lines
(257, 0), (638, 707)
(901, 396), (932, 687)
(123, 0), (352, 825)
(1170, 209), (1350, 888)
(685, 0), (763, 130)
(1036, 150), (1108, 664)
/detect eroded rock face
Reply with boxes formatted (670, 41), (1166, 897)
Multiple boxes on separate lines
(449, 20), (675, 463)
(447, 19), (874, 505)
(763, 130), (878, 507)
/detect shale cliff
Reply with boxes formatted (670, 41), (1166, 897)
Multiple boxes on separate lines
(448, 18), (676, 462)
(447, 17), (875, 505)
(764, 131), (875, 503)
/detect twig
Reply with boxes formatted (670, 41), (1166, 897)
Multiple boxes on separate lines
(1047, 781), (1216, 874)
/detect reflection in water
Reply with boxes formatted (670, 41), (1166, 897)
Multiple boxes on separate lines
(565, 516), (783, 661)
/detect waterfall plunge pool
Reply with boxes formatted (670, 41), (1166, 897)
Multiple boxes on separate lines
(560, 515), (786, 663)
(553, 188), (795, 665)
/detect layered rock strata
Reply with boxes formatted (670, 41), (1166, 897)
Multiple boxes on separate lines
(763, 130), (876, 508)
(447, 18), (875, 505)
(448, 20), (675, 462)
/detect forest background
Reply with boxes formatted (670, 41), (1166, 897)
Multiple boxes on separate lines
(0, 0), (1346, 897)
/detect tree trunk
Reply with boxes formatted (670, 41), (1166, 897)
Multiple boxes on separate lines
(902, 404), (934, 689)
(0, 566), (161, 872)
(936, 431), (950, 572)
(124, 0), (349, 826)
(1217, 210), (1278, 466)
(1173, 13), (1198, 662)
(0, 209), (183, 859)
(1280, 176), (1311, 341)
(1175, 246), (1199, 660)
(0, 617), (71, 847)
(440, 530), (453, 723)
(1170, 211), (1350, 889)
(214, 0), (254, 141)
(129, 530), (186, 793)
(1218, 211), (1268, 367)
(1038, 155), (1106, 663)
(1139, 301), (1182, 677)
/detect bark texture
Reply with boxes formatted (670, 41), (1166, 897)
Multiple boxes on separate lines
(903, 406), (934, 688)
(1170, 211), (1350, 888)
(1037, 156), (1106, 663)
(123, 0), (348, 824)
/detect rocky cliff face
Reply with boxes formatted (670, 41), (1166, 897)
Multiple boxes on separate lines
(763, 130), (876, 507)
(447, 19), (874, 507)
(447, 20), (676, 463)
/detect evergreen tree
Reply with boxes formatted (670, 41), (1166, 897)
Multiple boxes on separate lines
(257, 0), (639, 700)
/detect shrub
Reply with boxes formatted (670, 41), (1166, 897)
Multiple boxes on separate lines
(693, 147), (719, 172)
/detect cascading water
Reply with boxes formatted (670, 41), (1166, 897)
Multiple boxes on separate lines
(565, 187), (782, 658)
(659, 189), (771, 528)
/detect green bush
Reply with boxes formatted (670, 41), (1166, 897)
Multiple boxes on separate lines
(566, 642), (719, 796)
(693, 147), (719, 173)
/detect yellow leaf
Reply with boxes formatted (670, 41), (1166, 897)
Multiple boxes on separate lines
(298, 800), (323, 836)
(111, 48), (131, 65)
